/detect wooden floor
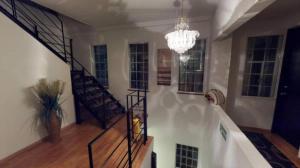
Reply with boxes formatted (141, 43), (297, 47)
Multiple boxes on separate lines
(241, 127), (300, 168)
(0, 116), (152, 168)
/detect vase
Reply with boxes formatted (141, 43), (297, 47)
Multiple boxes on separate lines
(47, 111), (62, 143)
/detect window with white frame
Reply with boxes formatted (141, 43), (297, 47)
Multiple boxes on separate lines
(178, 39), (206, 93)
(94, 45), (108, 87)
(242, 35), (281, 97)
(129, 43), (149, 90)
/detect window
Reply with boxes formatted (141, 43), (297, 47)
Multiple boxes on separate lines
(129, 43), (149, 90)
(242, 35), (281, 97)
(176, 144), (198, 168)
(178, 39), (206, 93)
(94, 45), (108, 87)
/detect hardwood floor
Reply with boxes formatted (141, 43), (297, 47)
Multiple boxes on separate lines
(241, 126), (300, 168)
(0, 116), (153, 168)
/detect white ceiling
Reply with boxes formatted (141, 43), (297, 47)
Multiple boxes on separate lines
(33, 0), (220, 28)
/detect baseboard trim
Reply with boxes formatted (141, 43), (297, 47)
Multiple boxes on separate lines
(0, 122), (76, 163)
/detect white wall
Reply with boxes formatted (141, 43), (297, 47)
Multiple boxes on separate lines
(101, 22), (212, 168)
(65, 19), (214, 167)
(208, 38), (232, 100)
(226, 11), (300, 129)
(200, 105), (270, 168)
(0, 13), (75, 160)
(64, 17), (270, 167)
(63, 16), (104, 74)
(140, 140), (154, 168)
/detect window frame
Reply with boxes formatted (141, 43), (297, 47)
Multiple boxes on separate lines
(177, 38), (208, 95)
(93, 44), (109, 88)
(128, 42), (149, 91)
(241, 35), (283, 98)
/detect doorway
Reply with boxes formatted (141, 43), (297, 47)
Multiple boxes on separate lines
(272, 27), (300, 149)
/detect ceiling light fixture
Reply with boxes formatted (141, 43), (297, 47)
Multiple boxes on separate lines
(179, 54), (190, 63)
(165, 0), (199, 55)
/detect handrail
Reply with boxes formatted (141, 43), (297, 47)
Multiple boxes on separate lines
(87, 90), (148, 168)
(125, 89), (148, 168)
(0, 1), (148, 167)
(17, 0), (59, 18)
(16, 2), (64, 43)
(0, 0), (68, 61)
(87, 114), (125, 168)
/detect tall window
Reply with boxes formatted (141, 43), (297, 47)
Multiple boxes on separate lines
(178, 39), (206, 93)
(242, 35), (281, 97)
(94, 45), (108, 87)
(129, 43), (149, 90)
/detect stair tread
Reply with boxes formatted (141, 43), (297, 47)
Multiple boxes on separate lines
(71, 73), (125, 129)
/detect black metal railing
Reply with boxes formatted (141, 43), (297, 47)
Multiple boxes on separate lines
(0, 1), (148, 167)
(88, 89), (148, 168)
(0, 0), (72, 62)
(0, 0), (122, 127)
(126, 89), (148, 168)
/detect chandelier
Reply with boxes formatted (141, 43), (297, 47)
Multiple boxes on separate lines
(165, 0), (199, 54)
(179, 54), (190, 63)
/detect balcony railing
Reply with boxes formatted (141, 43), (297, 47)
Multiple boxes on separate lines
(88, 89), (148, 168)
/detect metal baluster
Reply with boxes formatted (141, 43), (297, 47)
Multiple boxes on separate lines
(70, 39), (74, 70)
(102, 92), (107, 129)
(143, 89), (148, 144)
(88, 144), (94, 168)
(34, 25), (38, 38)
(82, 67), (86, 97)
(131, 94), (134, 139)
(126, 105), (133, 168)
(11, 0), (17, 18)
(60, 18), (67, 61)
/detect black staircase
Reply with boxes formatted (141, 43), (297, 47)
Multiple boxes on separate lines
(71, 60), (125, 129)
(0, 0), (125, 129)
(0, 1), (149, 167)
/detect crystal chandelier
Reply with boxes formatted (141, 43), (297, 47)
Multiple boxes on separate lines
(179, 54), (190, 63)
(165, 0), (200, 54)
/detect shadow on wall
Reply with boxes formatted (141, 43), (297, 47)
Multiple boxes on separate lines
(64, 0), (213, 139)
(22, 87), (47, 140)
(62, 0), (213, 167)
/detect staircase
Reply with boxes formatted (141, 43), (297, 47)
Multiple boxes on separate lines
(71, 68), (124, 128)
(0, 1), (149, 167)
(0, 0), (125, 129)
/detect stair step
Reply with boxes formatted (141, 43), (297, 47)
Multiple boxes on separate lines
(71, 72), (125, 129)
(73, 82), (98, 89)
(88, 97), (113, 107)
(89, 101), (106, 110)
(71, 70), (82, 74)
(72, 75), (94, 82)
(75, 87), (103, 95)
(85, 98), (109, 107)
(85, 94), (105, 101)
(84, 76), (94, 81)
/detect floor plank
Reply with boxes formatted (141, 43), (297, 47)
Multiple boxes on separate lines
(241, 126), (300, 168)
(0, 115), (152, 168)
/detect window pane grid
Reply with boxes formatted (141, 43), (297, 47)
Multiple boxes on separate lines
(242, 35), (280, 97)
(179, 39), (206, 93)
(130, 43), (148, 90)
(94, 45), (109, 87)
